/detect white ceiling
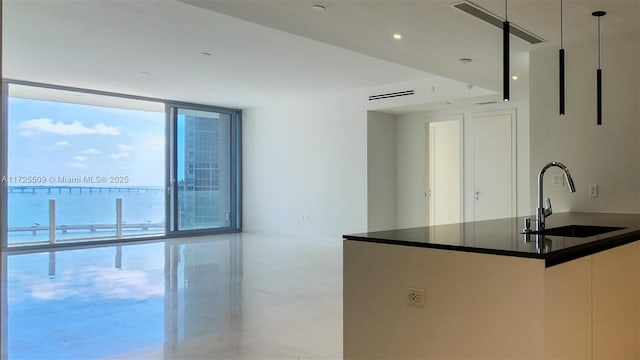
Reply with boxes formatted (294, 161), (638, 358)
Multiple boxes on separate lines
(4, 0), (639, 110)
(182, 0), (640, 90)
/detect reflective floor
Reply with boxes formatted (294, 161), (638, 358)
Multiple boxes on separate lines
(1, 234), (343, 359)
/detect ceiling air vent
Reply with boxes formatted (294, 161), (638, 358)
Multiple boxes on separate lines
(477, 101), (499, 105)
(452, 1), (546, 44)
(369, 90), (415, 101)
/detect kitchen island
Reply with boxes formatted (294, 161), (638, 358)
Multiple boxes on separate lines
(343, 212), (640, 359)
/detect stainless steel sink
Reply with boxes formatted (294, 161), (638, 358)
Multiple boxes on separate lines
(528, 225), (625, 238)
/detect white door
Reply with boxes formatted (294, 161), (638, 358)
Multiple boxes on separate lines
(428, 120), (461, 225)
(471, 111), (516, 221)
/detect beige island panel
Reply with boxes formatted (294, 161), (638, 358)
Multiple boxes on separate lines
(344, 240), (640, 359)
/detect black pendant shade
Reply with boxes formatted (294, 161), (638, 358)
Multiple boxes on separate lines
(597, 68), (602, 125)
(503, 20), (510, 101)
(559, 0), (565, 115)
(559, 49), (565, 114)
(503, 0), (510, 102)
(593, 10), (606, 125)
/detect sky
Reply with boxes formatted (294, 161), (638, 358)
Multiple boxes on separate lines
(8, 97), (166, 187)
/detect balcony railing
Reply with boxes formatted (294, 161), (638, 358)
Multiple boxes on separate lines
(7, 198), (165, 245)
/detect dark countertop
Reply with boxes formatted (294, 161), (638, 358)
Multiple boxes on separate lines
(343, 212), (640, 267)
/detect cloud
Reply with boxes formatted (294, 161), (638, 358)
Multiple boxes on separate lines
(110, 152), (130, 159)
(117, 144), (135, 152)
(144, 136), (165, 149)
(69, 162), (87, 168)
(94, 123), (120, 135)
(111, 144), (134, 159)
(82, 148), (101, 155)
(18, 118), (120, 136)
(73, 155), (87, 162)
(53, 141), (70, 149)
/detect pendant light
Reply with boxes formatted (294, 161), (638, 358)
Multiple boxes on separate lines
(559, 0), (565, 115)
(503, 0), (510, 102)
(593, 10), (606, 125)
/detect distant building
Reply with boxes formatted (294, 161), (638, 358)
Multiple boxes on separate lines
(179, 114), (230, 229)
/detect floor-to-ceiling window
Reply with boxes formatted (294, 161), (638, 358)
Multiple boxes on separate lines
(1, 81), (242, 249)
(174, 108), (233, 231)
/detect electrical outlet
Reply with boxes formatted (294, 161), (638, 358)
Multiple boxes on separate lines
(407, 288), (425, 307)
(552, 174), (564, 186)
(589, 184), (598, 198)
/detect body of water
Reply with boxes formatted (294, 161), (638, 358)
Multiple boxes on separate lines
(8, 186), (165, 244)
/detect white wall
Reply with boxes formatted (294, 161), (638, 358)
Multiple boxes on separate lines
(367, 111), (398, 231)
(395, 112), (428, 228)
(242, 91), (368, 241)
(530, 32), (640, 213)
(395, 102), (531, 227)
(242, 58), (530, 238)
(373, 104), (529, 230)
(392, 51), (531, 226)
(244, 24), (640, 241)
(243, 74), (494, 239)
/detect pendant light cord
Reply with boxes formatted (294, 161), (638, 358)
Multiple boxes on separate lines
(560, 0), (563, 48)
(505, 0), (508, 20)
(597, 17), (601, 68)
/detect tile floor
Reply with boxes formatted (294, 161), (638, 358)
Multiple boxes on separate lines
(1, 233), (343, 359)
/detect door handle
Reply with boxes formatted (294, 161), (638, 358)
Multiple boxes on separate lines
(474, 191), (480, 200)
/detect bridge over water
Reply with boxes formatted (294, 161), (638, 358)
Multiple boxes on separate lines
(8, 186), (164, 194)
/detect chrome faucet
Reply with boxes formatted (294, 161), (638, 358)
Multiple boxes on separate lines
(536, 161), (576, 231)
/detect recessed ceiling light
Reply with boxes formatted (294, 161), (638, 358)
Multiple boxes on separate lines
(393, 33), (403, 40)
(459, 58), (473, 63)
(512, 75), (519, 80)
(312, 4), (326, 11)
(200, 51), (212, 56)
